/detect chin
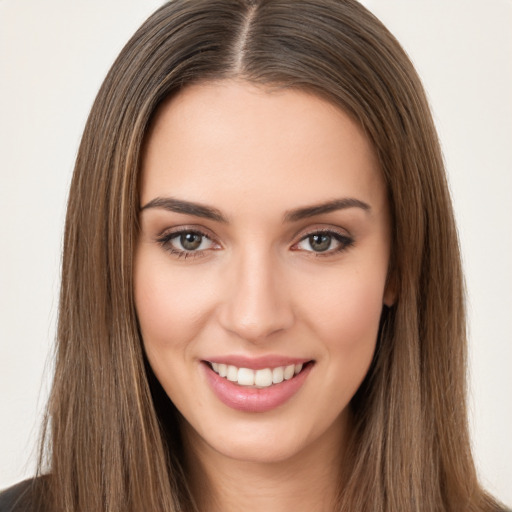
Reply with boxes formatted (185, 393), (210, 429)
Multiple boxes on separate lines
(182, 406), (347, 466)
(208, 430), (312, 464)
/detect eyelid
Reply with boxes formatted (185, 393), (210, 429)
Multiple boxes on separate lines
(155, 224), (219, 241)
(154, 224), (353, 259)
(155, 225), (222, 259)
(290, 225), (354, 255)
(291, 224), (352, 242)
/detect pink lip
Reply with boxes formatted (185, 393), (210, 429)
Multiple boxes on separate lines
(204, 355), (310, 370)
(202, 361), (313, 413)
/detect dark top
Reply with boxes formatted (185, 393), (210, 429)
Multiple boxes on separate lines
(0, 479), (41, 512)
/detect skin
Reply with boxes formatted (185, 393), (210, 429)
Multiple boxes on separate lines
(135, 80), (393, 512)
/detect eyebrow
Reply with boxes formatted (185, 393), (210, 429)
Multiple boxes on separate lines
(283, 198), (371, 222)
(140, 196), (370, 224)
(140, 197), (228, 223)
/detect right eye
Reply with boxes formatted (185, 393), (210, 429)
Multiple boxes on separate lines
(291, 229), (354, 256)
(157, 229), (219, 259)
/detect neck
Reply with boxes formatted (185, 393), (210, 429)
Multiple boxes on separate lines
(182, 412), (351, 512)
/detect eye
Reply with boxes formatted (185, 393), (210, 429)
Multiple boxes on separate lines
(157, 229), (219, 258)
(176, 232), (208, 251)
(293, 230), (354, 255)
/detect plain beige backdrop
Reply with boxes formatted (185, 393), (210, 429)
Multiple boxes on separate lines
(1, 0), (511, 506)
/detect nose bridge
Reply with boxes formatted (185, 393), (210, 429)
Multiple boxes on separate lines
(218, 245), (293, 342)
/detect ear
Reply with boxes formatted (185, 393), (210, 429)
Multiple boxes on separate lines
(383, 271), (397, 307)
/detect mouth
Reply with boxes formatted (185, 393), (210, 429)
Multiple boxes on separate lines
(205, 361), (311, 388)
(202, 359), (314, 413)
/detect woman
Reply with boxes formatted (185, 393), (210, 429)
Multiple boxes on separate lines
(0, 0), (508, 510)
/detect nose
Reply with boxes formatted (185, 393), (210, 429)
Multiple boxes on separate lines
(217, 249), (295, 343)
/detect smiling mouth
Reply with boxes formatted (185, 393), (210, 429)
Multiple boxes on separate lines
(206, 361), (312, 388)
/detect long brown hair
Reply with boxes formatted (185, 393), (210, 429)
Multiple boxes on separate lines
(34, 0), (505, 510)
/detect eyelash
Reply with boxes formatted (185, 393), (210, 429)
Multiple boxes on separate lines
(292, 228), (354, 257)
(156, 228), (219, 259)
(156, 228), (354, 260)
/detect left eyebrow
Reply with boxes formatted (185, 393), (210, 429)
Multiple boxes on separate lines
(283, 198), (371, 222)
(140, 196), (228, 223)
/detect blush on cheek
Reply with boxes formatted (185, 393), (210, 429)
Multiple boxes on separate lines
(137, 283), (208, 349)
(325, 289), (382, 397)
(306, 287), (383, 402)
(307, 275), (385, 342)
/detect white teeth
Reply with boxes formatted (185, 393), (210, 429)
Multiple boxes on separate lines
(226, 365), (238, 382)
(255, 368), (273, 387)
(272, 366), (284, 384)
(237, 368), (255, 386)
(210, 361), (307, 388)
(283, 364), (295, 380)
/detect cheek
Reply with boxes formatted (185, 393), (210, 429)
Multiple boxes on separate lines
(305, 266), (384, 332)
(133, 255), (220, 412)
(299, 266), (385, 376)
(133, 254), (216, 353)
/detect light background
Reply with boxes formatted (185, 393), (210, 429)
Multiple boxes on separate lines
(0, 0), (511, 506)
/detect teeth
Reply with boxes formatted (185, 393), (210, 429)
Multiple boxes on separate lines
(226, 365), (238, 382)
(255, 368), (273, 387)
(283, 364), (295, 380)
(272, 366), (284, 384)
(209, 361), (307, 388)
(237, 368), (255, 386)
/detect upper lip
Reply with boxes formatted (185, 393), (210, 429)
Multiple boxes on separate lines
(203, 355), (312, 370)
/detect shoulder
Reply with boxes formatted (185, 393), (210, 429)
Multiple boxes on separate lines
(0, 478), (46, 512)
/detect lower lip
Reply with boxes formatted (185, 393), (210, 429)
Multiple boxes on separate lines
(203, 362), (313, 413)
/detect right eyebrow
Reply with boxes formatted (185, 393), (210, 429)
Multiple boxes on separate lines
(140, 197), (228, 223)
(283, 197), (371, 222)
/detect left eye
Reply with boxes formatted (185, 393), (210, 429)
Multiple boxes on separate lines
(166, 231), (215, 252)
(295, 232), (352, 253)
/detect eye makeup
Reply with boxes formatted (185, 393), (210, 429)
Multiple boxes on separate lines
(156, 227), (220, 260)
(291, 228), (354, 257)
(155, 224), (354, 260)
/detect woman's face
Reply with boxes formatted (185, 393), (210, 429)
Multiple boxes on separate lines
(135, 81), (393, 464)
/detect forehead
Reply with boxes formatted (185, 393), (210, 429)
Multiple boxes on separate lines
(140, 80), (386, 216)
